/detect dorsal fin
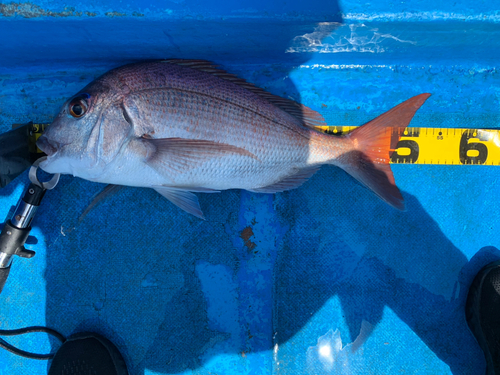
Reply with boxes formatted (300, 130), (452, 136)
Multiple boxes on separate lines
(162, 59), (327, 129)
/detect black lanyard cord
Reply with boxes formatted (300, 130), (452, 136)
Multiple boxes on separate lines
(0, 326), (66, 360)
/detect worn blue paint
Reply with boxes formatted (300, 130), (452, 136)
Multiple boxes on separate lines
(1, 0), (500, 374)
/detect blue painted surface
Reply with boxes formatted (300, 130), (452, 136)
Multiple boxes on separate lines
(1, 0), (500, 374)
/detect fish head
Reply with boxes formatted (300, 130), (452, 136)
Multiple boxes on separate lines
(37, 78), (133, 180)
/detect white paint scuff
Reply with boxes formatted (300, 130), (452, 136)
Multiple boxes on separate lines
(286, 23), (416, 54)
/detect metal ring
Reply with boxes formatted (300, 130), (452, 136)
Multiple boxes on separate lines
(28, 157), (60, 190)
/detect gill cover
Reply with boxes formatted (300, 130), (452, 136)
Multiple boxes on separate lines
(87, 102), (133, 168)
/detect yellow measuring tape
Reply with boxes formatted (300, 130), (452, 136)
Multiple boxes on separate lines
(318, 126), (500, 165)
(29, 123), (49, 153)
(29, 122), (500, 165)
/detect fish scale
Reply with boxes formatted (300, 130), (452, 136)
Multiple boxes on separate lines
(115, 62), (311, 132)
(37, 60), (430, 218)
(128, 89), (307, 157)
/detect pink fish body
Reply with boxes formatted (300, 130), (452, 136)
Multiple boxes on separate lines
(37, 60), (430, 218)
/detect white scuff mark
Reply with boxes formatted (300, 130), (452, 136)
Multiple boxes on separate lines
(306, 322), (372, 374)
(286, 23), (416, 54)
(273, 341), (280, 371)
(286, 22), (341, 53)
(319, 344), (332, 358)
(297, 63), (500, 76)
(344, 11), (500, 23)
(299, 63), (390, 69)
(60, 226), (66, 236)
(307, 329), (345, 373)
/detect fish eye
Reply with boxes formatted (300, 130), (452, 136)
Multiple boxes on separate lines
(69, 95), (89, 118)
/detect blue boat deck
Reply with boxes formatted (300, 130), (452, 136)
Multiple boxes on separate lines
(1, 1), (499, 374)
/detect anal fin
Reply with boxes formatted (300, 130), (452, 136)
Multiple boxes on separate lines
(249, 166), (320, 193)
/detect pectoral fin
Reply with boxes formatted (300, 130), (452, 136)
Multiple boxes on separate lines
(143, 137), (257, 175)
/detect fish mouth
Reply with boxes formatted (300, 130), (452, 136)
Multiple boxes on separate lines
(36, 135), (61, 157)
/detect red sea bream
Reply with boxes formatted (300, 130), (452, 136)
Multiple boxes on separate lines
(37, 60), (430, 218)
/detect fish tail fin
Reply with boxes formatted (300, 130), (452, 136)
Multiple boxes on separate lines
(334, 93), (431, 210)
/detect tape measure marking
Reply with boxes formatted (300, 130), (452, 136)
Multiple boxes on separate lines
(317, 126), (500, 165)
(29, 123), (50, 154)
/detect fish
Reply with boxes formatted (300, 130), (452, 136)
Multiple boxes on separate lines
(37, 60), (430, 219)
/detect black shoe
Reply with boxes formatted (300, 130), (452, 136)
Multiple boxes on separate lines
(48, 332), (128, 375)
(466, 260), (500, 375)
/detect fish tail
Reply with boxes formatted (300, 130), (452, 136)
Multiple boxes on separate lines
(333, 93), (431, 210)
